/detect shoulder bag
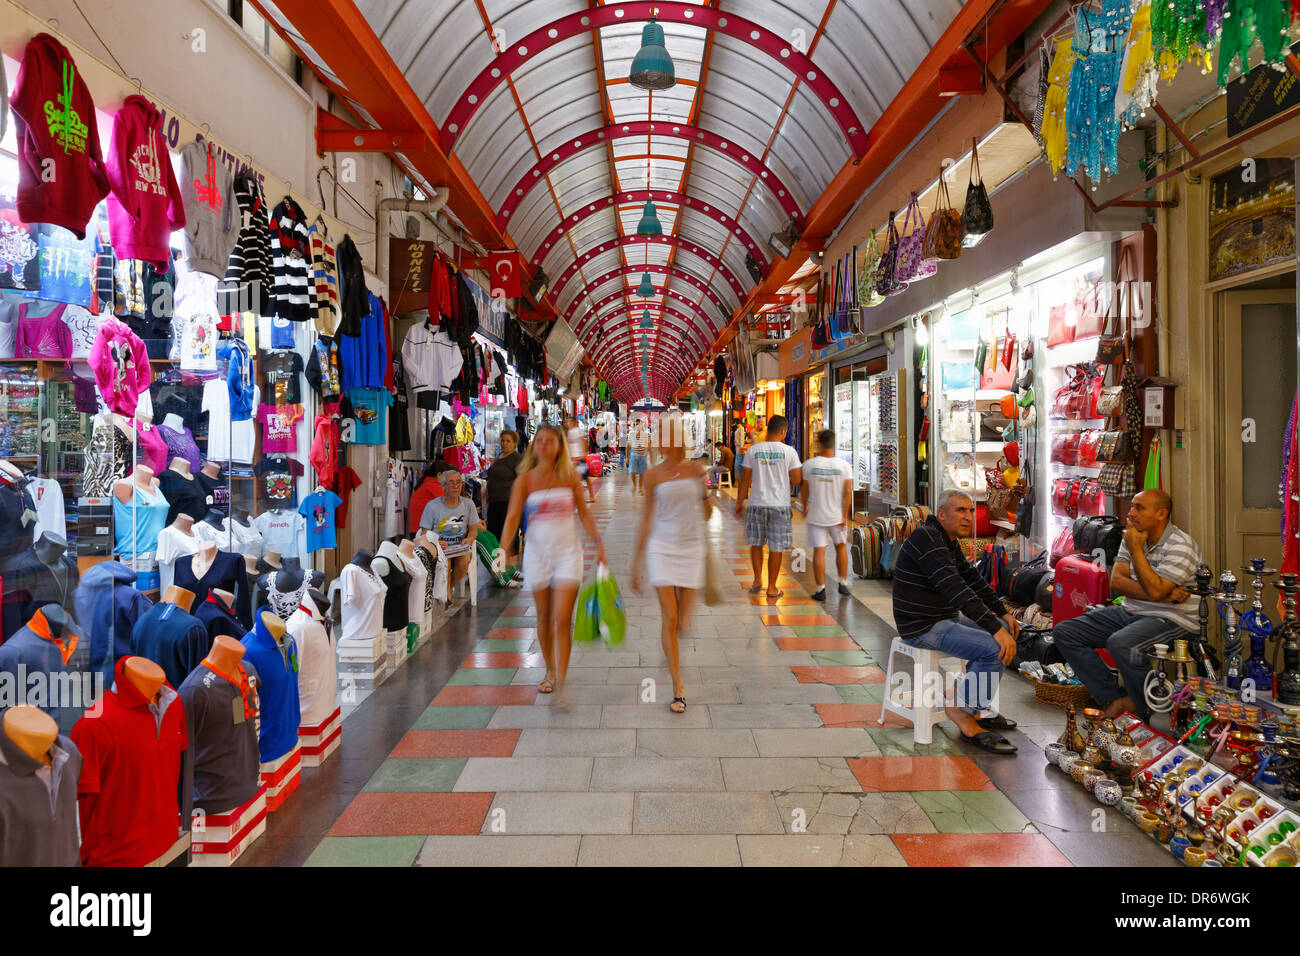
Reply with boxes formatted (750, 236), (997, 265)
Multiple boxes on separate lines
(962, 137), (994, 244)
(875, 212), (906, 298)
(924, 168), (964, 261)
(858, 232), (885, 308)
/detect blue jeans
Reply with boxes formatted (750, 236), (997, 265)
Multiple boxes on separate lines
(1053, 605), (1190, 721)
(903, 614), (1003, 715)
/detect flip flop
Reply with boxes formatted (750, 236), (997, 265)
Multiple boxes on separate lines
(962, 730), (1017, 755)
(977, 715), (1018, 731)
(670, 697), (687, 713)
(764, 589), (784, 599)
(747, 584), (763, 594)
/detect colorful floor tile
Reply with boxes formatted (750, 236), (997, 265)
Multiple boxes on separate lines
(847, 756), (996, 793)
(390, 729), (522, 758)
(891, 832), (1071, 866)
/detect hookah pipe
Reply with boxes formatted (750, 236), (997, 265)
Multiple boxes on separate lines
(1273, 573), (1300, 707)
(1214, 569), (1248, 691)
(1238, 558), (1277, 695)
(1187, 564), (1219, 682)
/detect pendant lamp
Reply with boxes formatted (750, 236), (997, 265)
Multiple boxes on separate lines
(640, 335), (649, 348)
(636, 272), (655, 297)
(636, 201), (662, 237)
(629, 19), (676, 91)
(639, 310), (654, 329)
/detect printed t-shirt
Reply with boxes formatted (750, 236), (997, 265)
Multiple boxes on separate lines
(254, 456), (305, 507)
(257, 403), (304, 454)
(202, 379), (258, 463)
(420, 496), (480, 555)
(298, 490), (343, 553)
(344, 387), (393, 445)
(804, 456), (852, 526)
(743, 441), (802, 509)
(252, 509), (303, 559)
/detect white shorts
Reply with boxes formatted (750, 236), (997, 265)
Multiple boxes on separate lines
(522, 539), (583, 592)
(807, 523), (848, 549)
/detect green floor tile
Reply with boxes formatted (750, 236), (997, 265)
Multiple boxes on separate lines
(495, 617), (539, 627)
(363, 758), (469, 793)
(448, 668), (518, 686)
(836, 684), (885, 704)
(475, 639), (538, 652)
(304, 836), (425, 867)
(413, 705), (497, 729)
(911, 790), (1033, 833)
(792, 625), (851, 637)
(811, 650), (874, 666)
(867, 727), (963, 757)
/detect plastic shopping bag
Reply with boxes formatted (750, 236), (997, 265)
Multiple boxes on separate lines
(593, 564), (626, 645)
(573, 577), (601, 643)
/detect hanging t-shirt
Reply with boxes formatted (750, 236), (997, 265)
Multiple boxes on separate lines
(23, 225), (99, 307)
(344, 388), (393, 445)
(28, 476), (65, 541)
(263, 350), (304, 405)
(298, 490), (343, 553)
(803, 455), (852, 527)
(333, 465), (362, 530)
(0, 196), (40, 292)
(252, 509), (303, 559)
(202, 379), (258, 464)
(257, 403), (304, 455)
(254, 456), (305, 507)
(383, 465), (406, 539)
(268, 314), (296, 350)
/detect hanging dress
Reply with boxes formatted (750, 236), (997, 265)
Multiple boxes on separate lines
(1041, 34), (1076, 177)
(1065, 0), (1132, 183)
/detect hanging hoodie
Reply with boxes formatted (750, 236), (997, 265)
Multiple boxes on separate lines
(88, 315), (150, 417)
(220, 337), (255, 422)
(219, 168), (271, 316)
(106, 95), (185, 269)
(269, 197), (313, 322)
(335, 233), (367, 336)
(179, 139), (237, 277)
(10, 34), (109, 239)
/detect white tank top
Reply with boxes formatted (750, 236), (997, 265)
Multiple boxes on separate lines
(523, 486), (578, 544)
(648, 477), (704, 551)
(567, 427), (586, 460)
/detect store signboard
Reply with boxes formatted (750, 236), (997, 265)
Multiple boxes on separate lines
(1226, 42), (1300, 137)
(466, 278), (507, 346)
(389, 238), (433, 314)
(778, 326), (812, 378)
(811, 331), (866, 364)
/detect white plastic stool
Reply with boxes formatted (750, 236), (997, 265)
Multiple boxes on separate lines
(878, 636), (964, 745)
(717, 470), (733, 489)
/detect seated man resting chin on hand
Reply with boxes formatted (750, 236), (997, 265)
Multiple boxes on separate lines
(1054, 489), (1202, 723)
(891, 489), (1020, 755)
(419, 469), (480, 601)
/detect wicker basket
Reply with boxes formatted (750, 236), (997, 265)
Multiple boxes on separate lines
(1031, 678), (1094, 709)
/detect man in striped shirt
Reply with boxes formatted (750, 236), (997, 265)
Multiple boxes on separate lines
(891, 489), (1020, 755)
(1055, 489), (1202, 722)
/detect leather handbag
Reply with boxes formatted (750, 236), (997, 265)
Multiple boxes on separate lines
(1050, 526), (1076, 567)
(1097, 245), (1137, 364)
(875, 212), (906, 298)
(962, 137), (993, 244)
(1073, 280), (1106, 340)
(1095, 429), (1134, 462)
(1077, 429), (1101, 467)
(1072, 514), (1123, 564)
(980, 332), (1017, 390)
(1076, 478), (1105, 517)
(896, 192), (937, 283)
(1096, 385), (1124, 419)
(1099, 461), (1136, 497)
(1050, 433), (1081, 465)
(1051, 477), (1075, 516)
(858, 231), (886, 308)
(924, 170), (963, 261)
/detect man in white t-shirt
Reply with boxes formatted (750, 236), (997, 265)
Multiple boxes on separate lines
(734, 415), (802, 598)
(799, 429), (853, 602)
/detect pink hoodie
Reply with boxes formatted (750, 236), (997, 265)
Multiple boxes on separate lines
(106, 95), (185, 268)
(89, 315), (150, 417)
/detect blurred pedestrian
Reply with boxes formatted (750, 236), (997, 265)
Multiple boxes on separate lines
(501, 424), (607, 695)
(631, 413), (711, 713)
(564, 415), (596, 503)
(800, 429), (852, 601)
(735, 415), (802, 598)
(628, 417), (650, 495)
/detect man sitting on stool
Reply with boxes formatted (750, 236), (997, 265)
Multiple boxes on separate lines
(1054, 489), (1201, 722)
(891, 489), (1020, 755)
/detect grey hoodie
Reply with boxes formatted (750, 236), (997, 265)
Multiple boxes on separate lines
(179, 139), (237, 277)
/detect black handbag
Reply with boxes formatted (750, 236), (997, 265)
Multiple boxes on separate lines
(1071, 515), (1123, 566)
(962, 137), (993, 244)
(1015, 461), (1035, 539)
(1034, 571), (1056, 611)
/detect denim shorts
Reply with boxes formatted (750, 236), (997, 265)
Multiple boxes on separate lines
(745, 505), (793, 551)
(629, 454), (648, 475)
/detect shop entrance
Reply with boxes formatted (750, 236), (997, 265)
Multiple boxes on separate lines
(1218, 289), (1296, 573)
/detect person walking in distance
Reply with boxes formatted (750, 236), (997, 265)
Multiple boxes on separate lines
(735, 415), (802, 598)
(564, 416), (596, 503)
(628, 417), (650, 495)
(801, 429), (852, 601)
(631, 413), (711, 714)
(501, 424), (607, 695)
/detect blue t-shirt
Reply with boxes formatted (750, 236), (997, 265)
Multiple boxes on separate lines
(345, 388), (393, 445)
(298, 490), (343, 553)
(23, 225), (99, 307)
(269, 314), (296, 349)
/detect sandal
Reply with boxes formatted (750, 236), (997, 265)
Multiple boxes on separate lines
(961, 730), (1017, 755)
(670, 696), (687, 714)
(747, 584), (763, 594)
(538, 675), (556, 694)
(977, 714), (1018, 731)
(764, 589), (784, 599)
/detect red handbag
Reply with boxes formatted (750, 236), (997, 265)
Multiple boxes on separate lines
(1073, 281), (1106, 340)
(975, 503), (995, 536)
(1050, 527), (1076, 567)
(1047, 303), (1076, 347)
(1077, 429), (1101, 466)
(1077, 478), (1104, 516)
(1052, 478), (1073, 516)
(1050, 433), (1081, 465)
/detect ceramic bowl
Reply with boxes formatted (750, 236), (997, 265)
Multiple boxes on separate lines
(1070, 760), (1096, 785)
(1154, 822), (1174, 844)
(1095, 778), (1123, 806)
(1059, 755), (1082, 777)
(1266, 846), (1298, 867)
(1170, 836), (1190, 859)
(1044, 742), (1069, 767)
(1082, 769), (1105, 794)
(1137, 811), (1160, 833)
(1202, 859), (1223, 867)
(1120, 795), (1140, 817)
(1183, 846), (1208, 867)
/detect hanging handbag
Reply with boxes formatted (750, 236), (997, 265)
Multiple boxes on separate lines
(1047, 302), (1076, 347)
(924, 168), (964, 261)
(1076, 478), (1105, 517)
(828, 256), (848, 341)
(875, 213), (906, 298)
(1051, 477), (1074, 516)
(1099, 461), (1136, 497)
(1096, 385), (1124, 419)
(962, 136), (994, 244)
(1094, 429), (1134, 462)
(810, 272), (831, 348)
(1073, 279), (1106, 340)
(1015, 462), (1036, 538)
(981, 331), (1017, 390)
(1097, 245), (1137, 364)
(896, 192), (937, 283)
(1050, 526), (1076, 567)
(858, 232), (886, 308)
(942, 362), (979, 391)
(1077, 428), (1102, 467)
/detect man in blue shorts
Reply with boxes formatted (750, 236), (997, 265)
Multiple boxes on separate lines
(628, 418), (650, 495)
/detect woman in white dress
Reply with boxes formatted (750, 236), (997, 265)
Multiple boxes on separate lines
(630, 413), (712, 713)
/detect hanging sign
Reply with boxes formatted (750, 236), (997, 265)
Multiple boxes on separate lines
(488, 250), (522, 299)
(388, 238), (433, 314)
(1226, 42), (1300, 137)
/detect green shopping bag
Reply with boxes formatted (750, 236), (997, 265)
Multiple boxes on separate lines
(573, 577), (601, 643)
(593, 564), (626, 645)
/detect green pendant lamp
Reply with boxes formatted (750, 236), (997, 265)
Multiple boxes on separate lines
(636, 201), (663, 237)
(629, 18), (676, 91)
(636, 271), (655, 297)
(639, 310), (654, 329)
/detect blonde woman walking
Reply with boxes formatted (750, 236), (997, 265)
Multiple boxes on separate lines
(630, 414), (712, 713)
(501, 424), (607, 695)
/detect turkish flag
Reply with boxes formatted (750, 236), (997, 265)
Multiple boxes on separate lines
(488, 251), (521, 298)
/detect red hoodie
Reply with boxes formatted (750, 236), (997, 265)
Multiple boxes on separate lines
(106, 94), (185, 268)
(9, 33), (109, 239)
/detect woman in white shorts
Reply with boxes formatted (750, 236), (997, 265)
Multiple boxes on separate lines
(502, 424), (607, 695)
(630, 414), (712, 714)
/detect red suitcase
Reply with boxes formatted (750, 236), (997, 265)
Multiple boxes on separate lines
(586, 453), (603, 477)
(1052, 554), (1110, 624)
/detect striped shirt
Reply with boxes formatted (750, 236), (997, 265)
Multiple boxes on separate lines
(269, 197), (313, 323)
(308, 221), (339, 334)
(220, 170), (271, 315)
(892, 516), (1008, 640)
(1114, 522), (1202, 632)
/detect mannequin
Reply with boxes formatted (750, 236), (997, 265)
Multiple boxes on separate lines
(211, 588), (234, 609)
(286, 591), (337, 728)
(190, 542), (218, 580)
(174, 542), (252, 629)
(71, 655), (188, 867)
(157, 514), (198, 592)
(263, 549), (283, 570)
(349, 548), (374, 569)
(259, 563), (324, 622)
(241, 607), (300, 764)
(394, 538), (429, 646)
(113, 464), (157, 504)
(340, 550), (386, 644)
(0, 705), (81, 867)
(0, 460), (23, 483)
(195, 587), (243, 642)
(0, 460), (36, 560)
(178, 634), (261, 814)
(159, 454), (208, 525)
(161, 585), (196, 611)
(171, 514), (195, 535)
(0, 603), (88, 732)
(129, 585), (206, 689)
(169, 457), (192, 479)
(373, 541), (412, 637)
(200, 461), (221, 482)
(112, 466), (167, 574)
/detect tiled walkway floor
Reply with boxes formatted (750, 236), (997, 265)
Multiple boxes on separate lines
(253, 474), (1177, 867)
